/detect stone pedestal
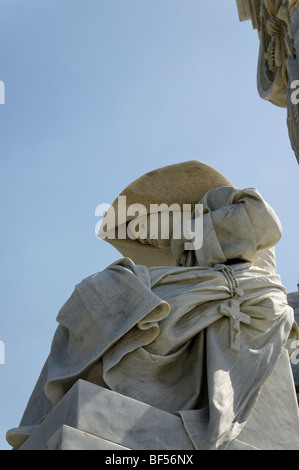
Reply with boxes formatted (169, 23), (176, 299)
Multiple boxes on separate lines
(9, 349), (299, 450)
(16, 380), (194, 451)
(43, 425), (129, 451)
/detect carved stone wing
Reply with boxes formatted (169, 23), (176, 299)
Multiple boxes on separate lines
(236, 0), (299, 164)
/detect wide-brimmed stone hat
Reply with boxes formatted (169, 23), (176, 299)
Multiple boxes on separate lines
(97, 161), (233, 267)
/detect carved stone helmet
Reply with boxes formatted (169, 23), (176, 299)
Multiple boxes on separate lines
(97, 161), (233, 267)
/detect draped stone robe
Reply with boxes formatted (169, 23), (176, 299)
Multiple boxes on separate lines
(7, 187), (299, 450)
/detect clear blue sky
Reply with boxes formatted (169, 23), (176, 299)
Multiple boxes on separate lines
(0, 0), (298, 450)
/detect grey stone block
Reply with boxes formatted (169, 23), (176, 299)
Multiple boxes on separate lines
(20, 380), (194, 450)
(43, 425), (130, 450)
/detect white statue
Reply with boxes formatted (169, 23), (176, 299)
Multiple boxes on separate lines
(7, 161), (299, 450)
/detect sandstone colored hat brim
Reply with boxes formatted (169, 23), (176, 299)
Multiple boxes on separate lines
(98, 161), (234, 267)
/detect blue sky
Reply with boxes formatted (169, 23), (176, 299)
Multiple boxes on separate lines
(0, 0), (298, 450)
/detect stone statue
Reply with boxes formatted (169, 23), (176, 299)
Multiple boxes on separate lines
(7, 161), (299, 450)
(236, 0), (299, 164)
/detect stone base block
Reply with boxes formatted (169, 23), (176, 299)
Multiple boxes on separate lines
(43, 425), (130, 450)
(11, 350), (299, 451)
(18, 380), (194, 451)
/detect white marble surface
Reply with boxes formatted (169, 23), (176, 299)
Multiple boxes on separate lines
(12, 355), (299, 451)
(43, 425), (130, 451)
(15, 380), (194, 451)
